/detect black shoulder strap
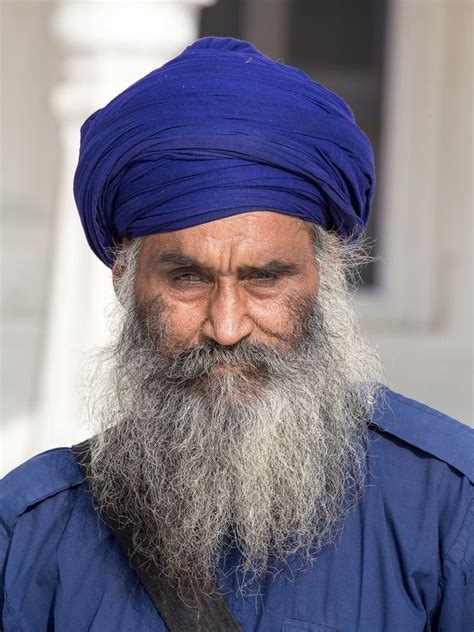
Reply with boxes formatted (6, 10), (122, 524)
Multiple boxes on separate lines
(71, 439), (243, 632)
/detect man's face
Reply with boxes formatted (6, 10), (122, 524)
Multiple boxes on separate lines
(132, 211), (320, 355)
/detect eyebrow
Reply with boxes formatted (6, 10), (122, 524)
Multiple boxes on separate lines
(156, 250), (301, 276)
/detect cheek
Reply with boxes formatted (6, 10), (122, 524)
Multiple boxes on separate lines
(249, 277), (319, 342)
(135, 270), (207, 346)
(306, 265), (320, 300)
(248, 296), (298, 340)
(252, 297), (285, 324)
(161, 299), (206, 345)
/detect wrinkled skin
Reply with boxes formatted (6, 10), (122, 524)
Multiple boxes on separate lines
(129, 211), (320, 354)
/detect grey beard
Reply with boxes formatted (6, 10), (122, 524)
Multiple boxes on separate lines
(85, 235), (384, 598)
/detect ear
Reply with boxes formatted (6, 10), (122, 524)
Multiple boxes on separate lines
(112, 237), (131, 300)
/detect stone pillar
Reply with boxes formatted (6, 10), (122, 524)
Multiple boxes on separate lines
(2, 0), (213, 473)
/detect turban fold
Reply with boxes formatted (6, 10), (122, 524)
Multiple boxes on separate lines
(74, 37), (375, 267)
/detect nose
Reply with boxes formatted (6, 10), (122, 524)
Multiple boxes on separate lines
(201, 281), (254, 346)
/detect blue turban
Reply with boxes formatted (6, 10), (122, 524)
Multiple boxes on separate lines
(74, 37), (375, 267)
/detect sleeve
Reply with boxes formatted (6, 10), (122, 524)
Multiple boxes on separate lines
(0, 529), (8, 615)
(433, 493), (474, 631)
(0, 479), (12, 625)
(1, 520), (22, 631)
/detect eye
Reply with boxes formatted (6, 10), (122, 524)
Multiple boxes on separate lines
(172, 271), (209, 285)
(174, 272), (203, 282)
(245, 271), (280, 284)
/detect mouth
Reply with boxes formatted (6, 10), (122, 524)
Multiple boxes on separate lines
(210, 363), (247, 373)
(205, 365), (270, 393)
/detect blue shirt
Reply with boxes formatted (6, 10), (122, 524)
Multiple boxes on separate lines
(1, 387), (473, 631)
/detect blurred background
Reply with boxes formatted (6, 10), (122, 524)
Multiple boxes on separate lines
(1, 0), (472, 475)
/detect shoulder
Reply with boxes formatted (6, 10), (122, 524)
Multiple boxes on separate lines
(0, 447), (123, 629)
(0, 447), (85, 538)
(370, 386), (474, 483)
(367, 387), (474, 587)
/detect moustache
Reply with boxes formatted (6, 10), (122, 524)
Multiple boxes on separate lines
(159, 339), (289, 385)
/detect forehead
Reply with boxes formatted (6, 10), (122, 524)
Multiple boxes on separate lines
(139, 211), (314, 263)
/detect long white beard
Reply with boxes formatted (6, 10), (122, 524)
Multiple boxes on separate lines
(84, 231), (384, 597)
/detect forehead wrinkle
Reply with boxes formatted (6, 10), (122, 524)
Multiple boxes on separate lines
(155, 248), (302, 276)
(141, 213), (315, 275)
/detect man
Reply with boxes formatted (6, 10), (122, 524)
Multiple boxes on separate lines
(1, 37), (473, 631)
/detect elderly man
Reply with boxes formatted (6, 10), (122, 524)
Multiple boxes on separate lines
(1, 37), (473, 632)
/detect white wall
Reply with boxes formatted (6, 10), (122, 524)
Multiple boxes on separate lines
(357, 0), (473, 423)
(1, 3), (60, 422)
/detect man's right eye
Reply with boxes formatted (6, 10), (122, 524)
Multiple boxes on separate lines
(173, 272), (207, 283)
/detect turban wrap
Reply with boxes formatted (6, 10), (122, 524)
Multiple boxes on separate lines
(74, 37), (375, 267)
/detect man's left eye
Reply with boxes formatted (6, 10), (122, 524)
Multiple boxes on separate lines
(247, 272), (279, 282)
